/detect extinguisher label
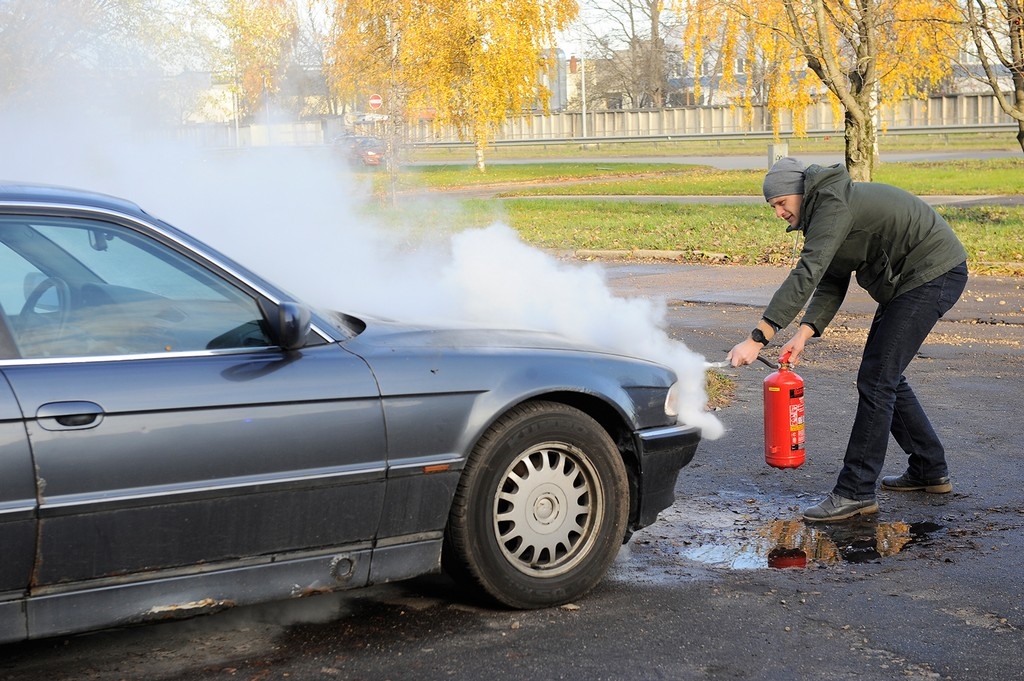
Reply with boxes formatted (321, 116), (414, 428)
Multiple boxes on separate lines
(790, 400), (805, 450)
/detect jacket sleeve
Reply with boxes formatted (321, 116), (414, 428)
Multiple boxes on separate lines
(762, 189), (853, 331)
(801, 272), (850, 335)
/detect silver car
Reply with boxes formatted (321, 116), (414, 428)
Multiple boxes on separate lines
(0, 182), (700, 643)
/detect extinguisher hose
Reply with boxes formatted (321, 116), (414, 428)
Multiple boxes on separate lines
(704, 356), (782, 370)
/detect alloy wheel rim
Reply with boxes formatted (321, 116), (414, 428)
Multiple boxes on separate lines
(493, 442), (603, 577)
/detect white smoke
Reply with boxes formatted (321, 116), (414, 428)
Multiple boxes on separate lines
(0, 68), (724, 440)
(437, 225), (724, 437)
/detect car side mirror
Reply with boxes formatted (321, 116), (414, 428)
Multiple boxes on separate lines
(265, 301), (311, 351)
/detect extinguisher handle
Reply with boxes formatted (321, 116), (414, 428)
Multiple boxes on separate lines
(778, 350), (792, 365)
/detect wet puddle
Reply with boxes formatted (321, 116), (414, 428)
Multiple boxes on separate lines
(617, 492), (948, 578)
(675, 516), (945, 570)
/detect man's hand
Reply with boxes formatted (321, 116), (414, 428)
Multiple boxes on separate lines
(779, 324), (816, 365)
(727, 338), (764, 367)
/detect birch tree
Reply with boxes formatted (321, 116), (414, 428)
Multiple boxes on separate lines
(221, 0), (299, 122)
(943, 0), (1024, 153)
(327, 0), (576, 173)
(681, 0), (961, 180)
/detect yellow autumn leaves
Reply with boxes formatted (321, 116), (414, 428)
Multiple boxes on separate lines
(679, 0), (963, 178)
(328, 0), (577, 168)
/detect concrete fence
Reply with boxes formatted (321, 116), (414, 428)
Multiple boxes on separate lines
(406, 92), (1016, 144)
(193, 92), (1017, 148)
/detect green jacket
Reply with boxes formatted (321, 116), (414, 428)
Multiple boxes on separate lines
(763, 164), (968, 335)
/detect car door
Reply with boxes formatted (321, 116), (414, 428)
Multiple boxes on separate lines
(0, 212), (387, 589)
(0, 366), (35, 643)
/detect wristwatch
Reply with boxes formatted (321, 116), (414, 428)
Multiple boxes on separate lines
(751, 328), (769, 346)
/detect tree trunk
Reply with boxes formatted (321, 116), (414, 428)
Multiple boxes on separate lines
(649, 3), (665, 108)
(1015, 56), (1024, 154)
(1011, 2), (1024, 155)
(385, 88), (402, 207)
(475, 142), (486, 173)
(844, 105), (876, 182)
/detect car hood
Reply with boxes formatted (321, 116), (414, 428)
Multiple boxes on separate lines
(340, 314), (631, 357)
(325, 312), (680, 432)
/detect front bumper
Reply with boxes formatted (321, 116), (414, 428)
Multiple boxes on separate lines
(630, 424), (701, 531)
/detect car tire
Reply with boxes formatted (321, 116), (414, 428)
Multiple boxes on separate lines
(443, 401), (629, 609)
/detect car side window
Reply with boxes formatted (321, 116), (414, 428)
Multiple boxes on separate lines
(0, 216), (273, 359)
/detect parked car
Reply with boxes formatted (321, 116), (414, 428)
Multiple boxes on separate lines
(331, 134), (386, 166)
(331, 133), (368, 155)
(0, 182), (701, 643)
(350, 136), (386, 165)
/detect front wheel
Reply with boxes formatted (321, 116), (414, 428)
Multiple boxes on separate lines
(443, 401), (629, 608)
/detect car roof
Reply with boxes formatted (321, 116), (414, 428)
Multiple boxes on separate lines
(0, 182), (147, 218)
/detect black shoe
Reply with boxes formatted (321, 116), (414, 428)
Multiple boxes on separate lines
(802, 492), (879, 522)
(880, 472), (952, 494)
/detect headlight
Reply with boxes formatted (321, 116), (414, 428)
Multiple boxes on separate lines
(664, 381), (680, 418)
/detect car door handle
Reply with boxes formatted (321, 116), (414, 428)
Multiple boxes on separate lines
(36, 401), (105, 430)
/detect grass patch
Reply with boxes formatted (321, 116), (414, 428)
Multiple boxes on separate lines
(705, 370), (735, 410)
(938, 205), (1024, 270)
(875, 158), (1024, 195)
(404, 131), (1017, 164)
(500, 200), (796, 264)
(356, 156), (1024, 275)
(369, 158), (1024, 197)
(387, 162), (689, 191)
(488, 158), (1024, 197)
(498, 166), (764, 196)
(507, 200), (1024, 271)
(364, 198), (1024, 274)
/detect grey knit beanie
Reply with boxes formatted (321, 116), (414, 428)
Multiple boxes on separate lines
(763, 157), (806, 201)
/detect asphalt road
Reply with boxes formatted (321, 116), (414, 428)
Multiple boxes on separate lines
(3, 261), (1022, 681)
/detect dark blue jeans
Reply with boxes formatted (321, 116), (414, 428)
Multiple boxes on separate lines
(833, 262), (968, 500)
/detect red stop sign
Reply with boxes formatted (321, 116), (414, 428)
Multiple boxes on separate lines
(368, 94), (383, 110)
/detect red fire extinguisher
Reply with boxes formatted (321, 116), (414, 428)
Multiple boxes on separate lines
(763, 351), (805, 469)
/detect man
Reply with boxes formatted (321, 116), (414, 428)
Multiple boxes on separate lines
(727, 157), (968, 522)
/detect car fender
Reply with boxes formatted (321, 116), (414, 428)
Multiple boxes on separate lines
(362, 347), (674, 467)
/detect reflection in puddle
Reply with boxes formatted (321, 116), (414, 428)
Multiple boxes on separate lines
(677, 518), (944, 570)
